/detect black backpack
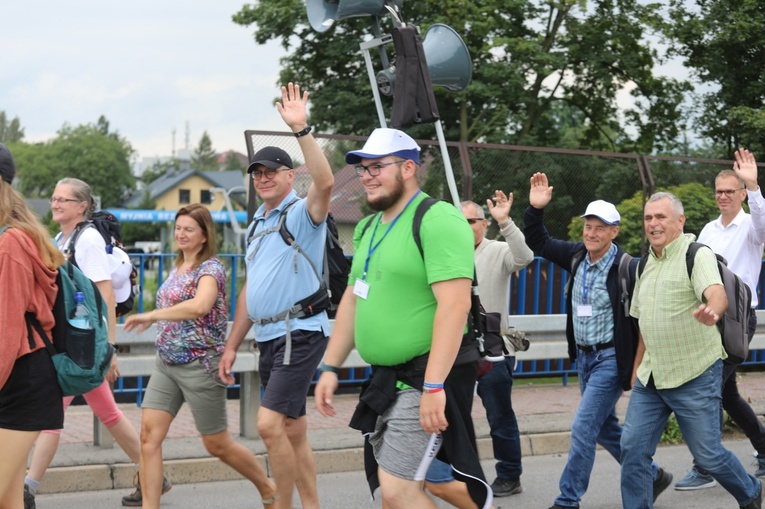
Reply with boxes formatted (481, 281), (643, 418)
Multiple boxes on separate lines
(65, 211), (140, 316)
(637, 242), (752, 364)
(246, 200), (350, 319)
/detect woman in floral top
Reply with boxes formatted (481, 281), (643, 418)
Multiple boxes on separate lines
(125, 204), (276, 509)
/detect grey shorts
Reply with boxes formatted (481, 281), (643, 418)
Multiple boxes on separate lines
(258, 329), (328, 419)
(142, 356), (228, 435)
(368, 389), (442, 481)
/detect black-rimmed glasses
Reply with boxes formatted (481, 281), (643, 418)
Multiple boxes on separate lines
(251, 168), (284, 181)
(354, 159), (406, 177)
(715, 189), (744, 197)
(465, 218), (485, 224)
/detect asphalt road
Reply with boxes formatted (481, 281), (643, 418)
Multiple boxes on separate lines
(36, 438), (760, 508)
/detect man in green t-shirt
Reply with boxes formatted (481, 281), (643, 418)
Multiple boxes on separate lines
(315, 128), (491, 508)
(620, 192), (762, 509)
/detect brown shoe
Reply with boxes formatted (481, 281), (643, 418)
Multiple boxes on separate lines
(121, 473), (172, 507)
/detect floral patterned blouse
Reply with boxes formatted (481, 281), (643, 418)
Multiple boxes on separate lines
(154, 257), (228, 375)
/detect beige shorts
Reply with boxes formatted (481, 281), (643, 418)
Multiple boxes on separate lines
(142, 356), (228, 435)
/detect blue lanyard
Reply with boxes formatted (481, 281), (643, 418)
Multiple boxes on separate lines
(362, 190), (422, 280)
(581, 247), (616, 304)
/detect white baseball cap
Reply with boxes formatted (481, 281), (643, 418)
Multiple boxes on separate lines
(108, 248), (134, 303)
(345, 128), (421, 164)
(581, 200), (620, 225)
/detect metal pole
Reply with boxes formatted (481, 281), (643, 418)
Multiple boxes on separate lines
(359, 35), (461, 207)
(434, 120), (461, 208)
(360, 39), (389, 128)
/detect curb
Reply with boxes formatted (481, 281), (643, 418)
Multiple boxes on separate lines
(37, 431), (573, 494)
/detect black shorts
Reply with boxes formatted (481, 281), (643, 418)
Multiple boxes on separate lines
(258, 329), (328, 419)
(0, 348), (64, 431)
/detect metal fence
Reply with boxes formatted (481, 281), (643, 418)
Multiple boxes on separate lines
(112, 135), (765, 399)
(243, 130), (765, 256)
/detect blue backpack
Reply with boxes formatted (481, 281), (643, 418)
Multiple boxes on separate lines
(1, 227), (115, 396)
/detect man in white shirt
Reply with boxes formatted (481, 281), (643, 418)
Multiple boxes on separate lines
(674, 148), (765, 490)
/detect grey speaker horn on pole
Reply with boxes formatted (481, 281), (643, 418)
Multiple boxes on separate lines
(376, 22), (472, 97)
(306, 0), (402, 33)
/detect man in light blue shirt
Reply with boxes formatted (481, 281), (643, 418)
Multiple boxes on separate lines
(220, 83), (334, 509)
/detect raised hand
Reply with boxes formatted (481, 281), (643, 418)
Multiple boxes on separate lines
(487, 190), (513, 224)
(529, 172), (554, 209)
(733, 148), (758, 190)
(276, 82), (309, 132)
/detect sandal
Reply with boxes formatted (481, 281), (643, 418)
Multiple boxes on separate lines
(262, 494), (277, 508)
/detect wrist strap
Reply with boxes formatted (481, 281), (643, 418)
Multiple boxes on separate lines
(498, 219), (512, 229)
(318, 361), (340, 374)
(294, 126), (312, 138)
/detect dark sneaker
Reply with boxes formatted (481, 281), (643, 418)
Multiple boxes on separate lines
(756, 453), (765, 478)
(121, 474), (172, 507)
(653, 467), (673, 503)
(674, 468), (717, 490)
(548, 505), (578, 509)
(23, 484), (35, 509)
(490, 477), (522, 497)
(741, 481), (763, 509)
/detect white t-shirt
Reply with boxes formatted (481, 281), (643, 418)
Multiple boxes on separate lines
(59, 227), (112, 284)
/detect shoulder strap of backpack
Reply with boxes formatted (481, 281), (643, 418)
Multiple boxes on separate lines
(358, 214), (378, 241)
(685, 241), (704, 280)
(564, 249), (587, 298)
(618, 252), (635, 317)
(411, 197), (439, 259)
(66, 221), (95, 264)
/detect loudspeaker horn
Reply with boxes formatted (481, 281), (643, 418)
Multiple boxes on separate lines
(376, 23), (472, 96)
(307, 0), (402, 33)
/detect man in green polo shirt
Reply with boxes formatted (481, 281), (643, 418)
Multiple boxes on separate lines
(314, 128), (491, 508)
(619, 191), (762, 509)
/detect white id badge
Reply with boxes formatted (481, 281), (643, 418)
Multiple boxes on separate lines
(353, 279), (370, 299)
(577, 305), (593, 317)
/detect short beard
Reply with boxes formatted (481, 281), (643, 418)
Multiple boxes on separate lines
(366, 171), (405, 212)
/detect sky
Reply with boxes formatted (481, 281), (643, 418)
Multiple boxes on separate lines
(2, 1), (291, 166)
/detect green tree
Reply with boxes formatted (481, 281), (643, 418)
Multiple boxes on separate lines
(223, 151), (245, 171)
(662, 0), (765, 157)
(0, 111), (25, 143)
(233, 0), (688, 153)
(192, 131), (218, 170)
(16, 120), (136, 207)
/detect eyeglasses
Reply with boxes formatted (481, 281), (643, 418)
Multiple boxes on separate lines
(466, 218), (485, 224)
(354, 159), (406, 177)
(49, 197), (81, 204)
(250, 168), (284, 181)
(715, 189), (744, 197)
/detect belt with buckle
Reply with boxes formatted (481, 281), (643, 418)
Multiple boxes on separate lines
(577, 341), (614, 353)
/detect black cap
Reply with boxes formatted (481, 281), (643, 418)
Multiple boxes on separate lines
(247, 146), (293, 173)
(0, 143), (15, 184)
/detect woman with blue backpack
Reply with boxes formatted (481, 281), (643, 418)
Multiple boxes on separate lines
(0, 143), (65, 508)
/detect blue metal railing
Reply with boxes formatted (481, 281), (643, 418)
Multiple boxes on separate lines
(115, 253), (765, 399)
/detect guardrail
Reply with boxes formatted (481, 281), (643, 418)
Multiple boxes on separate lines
(91, 311), (765, 448)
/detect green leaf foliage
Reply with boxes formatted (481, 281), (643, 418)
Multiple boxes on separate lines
(663, 0), (765, 157)
(12, 119), (136, 207)
(233, 0), (688, 152)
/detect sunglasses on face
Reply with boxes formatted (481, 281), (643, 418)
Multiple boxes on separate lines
(466, 218), (485, 224)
